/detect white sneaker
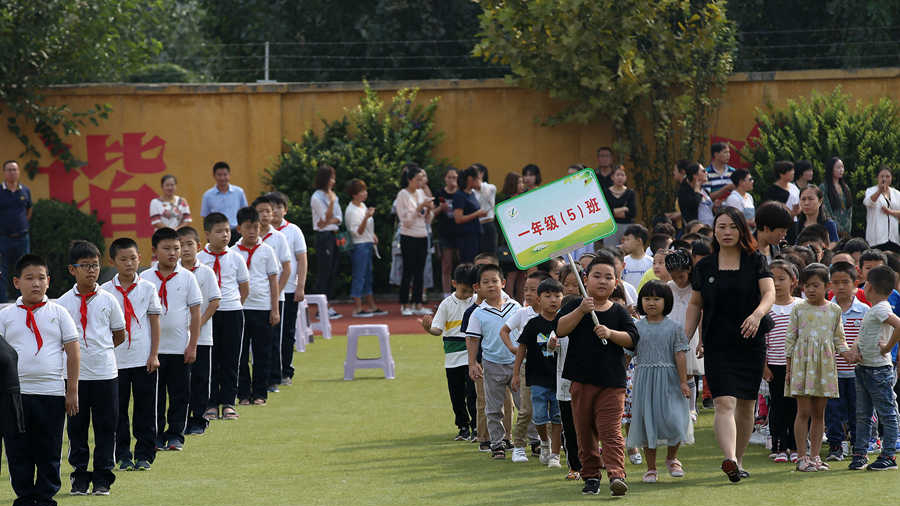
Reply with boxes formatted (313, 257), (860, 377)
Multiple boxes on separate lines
(540, 443), (551, 465)
(511, 447), (528, 463)
(548, 454), (562, 468)
(401, 307), (415, 316)
(415, 307), (434, 315)
(629, 451), (643, 465)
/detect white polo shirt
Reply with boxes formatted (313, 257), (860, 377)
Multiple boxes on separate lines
(261, 226), (291, 302)
(140, 264), (203, 355)
(233, 239), (280, 311)
(183, 262), (222, 346)
(0, 297), (79, 396)
(57, 285), (126, 381)
(198, 245), (249, 312)
(275, 219), (307, 294)
(101, 274), (162, 369)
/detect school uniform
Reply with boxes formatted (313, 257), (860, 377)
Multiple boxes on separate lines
(101, 274), (162, 464)
(183, 262), (221, 431)
(57, 285), (126, 490)
(198, 245), (249, 410)
(140, 264), (203, 447)
(1, 297), (78, 506)
(261, 226), (291, 387)
(274, 219), (307, 381)
(234, 238), (280, 402)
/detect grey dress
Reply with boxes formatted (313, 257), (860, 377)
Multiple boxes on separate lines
(626, 317), (695, 449)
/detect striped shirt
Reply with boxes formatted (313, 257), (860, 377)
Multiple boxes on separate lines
(766, 299), (799, 365)
(837, 297), (869, 376)
(466, 299), (522, 365)
(702, 164), (735, 198)
(432, 293), (476, 368)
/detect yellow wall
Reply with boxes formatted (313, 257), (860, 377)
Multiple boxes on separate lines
(7, 68), (900, 257)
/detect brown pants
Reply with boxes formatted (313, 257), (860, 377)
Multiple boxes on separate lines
(570, 382), (626, 480)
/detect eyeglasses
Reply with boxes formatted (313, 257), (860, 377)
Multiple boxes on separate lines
(72, 263), (100, 271)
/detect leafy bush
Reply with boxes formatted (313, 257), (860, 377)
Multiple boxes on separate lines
(29, 199), (105, 298)
(265, 82), (445, 295)
(742, 87), (900, 236)
(125, 62), (196, 83)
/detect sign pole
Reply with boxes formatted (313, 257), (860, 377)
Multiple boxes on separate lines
(565, 251), (606, 345)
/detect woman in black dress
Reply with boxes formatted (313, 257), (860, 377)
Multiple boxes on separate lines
(684, 207), (775, 483)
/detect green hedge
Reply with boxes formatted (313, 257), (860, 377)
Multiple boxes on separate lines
(30, 199), (105, 298)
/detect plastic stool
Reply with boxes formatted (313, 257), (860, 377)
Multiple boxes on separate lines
(344, 324), (395, 380)
(294, 300), (310, 353)
(304, 294), (332, 340)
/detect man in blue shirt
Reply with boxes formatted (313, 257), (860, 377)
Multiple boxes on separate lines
(0, 160), (31, 301)
(200, 161), (248, 245)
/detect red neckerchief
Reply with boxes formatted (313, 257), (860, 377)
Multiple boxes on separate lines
(18, 301), (46, 353)
(155, 270), (177, 312)
(276, 220), (290, 232)
(263, 232), (273, 242)
(115, 281), (138, 348)
(237, 242), (261, 268)
(203, 247), (226, 287)
(77, 288), (96, 346)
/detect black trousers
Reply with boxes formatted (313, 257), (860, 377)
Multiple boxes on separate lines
(188, 345), (213, 430)
(239, 309), (272, 401)
(446, 365), (476, 430)
(116, 367), (158, 463)
(67, 378), (118, 488)
(479, 220), (498, 255)
(456, 233), (480, 264)
(314, 231), (339, 299)
(767, 364), (797, 452)
(282, 295), (299, 379)
(210, 310), (244, 408)
(268, 301), (285, 387)
(157, 354), (190, 444)
(399, 235), (427, 304)
(559, 399), (582, 472)
(5, 394), (65, 506)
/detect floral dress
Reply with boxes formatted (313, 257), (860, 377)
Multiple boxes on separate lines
(784, 300), (849, 398)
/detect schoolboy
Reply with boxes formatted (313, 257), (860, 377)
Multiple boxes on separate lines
(141, 227), (202, 451)
(252, 194), (292, 392)
(512, 277), (565, 469)
(419, 263), (477, 441)
(620, 225), (651, 288)
(58, 241), (126, 495)
(2, 254), (80, 505)
(825, 261), (868, 461)
(465, 264), (522, 460)
(233, 206), (280, 406)
(178, 226), (222, 435)
(198, 212), (249, 421)
(849, 265), (900, 471)
(101, 237), (162, 472)
(555, 253), (639, 496)
(267, 191), (312, 385)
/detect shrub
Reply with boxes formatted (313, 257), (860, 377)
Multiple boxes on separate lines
(265, 82), (445, 295)
(29, 199), (105, 298)
(742, 87), (900, 236)
(125, 63), (196, 83)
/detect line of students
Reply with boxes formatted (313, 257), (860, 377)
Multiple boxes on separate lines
(3, 193), (307, 505)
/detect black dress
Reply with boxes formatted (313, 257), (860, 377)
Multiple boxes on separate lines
(692, 250), (772, 400)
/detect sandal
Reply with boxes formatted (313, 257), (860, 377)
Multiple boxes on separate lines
(721, 459), (741, 482)
(642, 470), (658, 483)
(665, 458), (685, 477)
(203, 407), (219, 421)
(814, 457), (830, 471)
(566, 470), (581, 481)
(238, 399), (250, 406)
(221, 406), (239, 420)
(796, 456), (818, 472)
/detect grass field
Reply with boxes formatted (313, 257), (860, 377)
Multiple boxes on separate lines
(3, 333), (900, 505)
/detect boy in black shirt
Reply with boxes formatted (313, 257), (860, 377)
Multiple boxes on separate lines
(512, 277), (564, 469)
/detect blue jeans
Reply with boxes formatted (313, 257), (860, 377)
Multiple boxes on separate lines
(854, 365), (898, 458)
(0, 233), (29, 302)
(825, 377), (856, 450)
(350, 242), (374, 299)
(530, 384), (561, 425)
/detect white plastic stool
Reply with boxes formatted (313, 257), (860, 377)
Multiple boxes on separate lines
(294, 300), (310, 353)
(344, 324), (395, 380)
(304, 294), (332, 340)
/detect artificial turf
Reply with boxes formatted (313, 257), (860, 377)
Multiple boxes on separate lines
(3, 333), (900, 505)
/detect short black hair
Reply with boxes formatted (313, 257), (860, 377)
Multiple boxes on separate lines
(151, 227), (180, 249)
(177, 226), (201, 242)
(236, 206), (260, 226)
(15, 254), (47, 278)
(452, 263), (476, 285)
(796, 224), (829, 246)
(461, 166), (479, 188)
(800, 263), (830, 285)
(109, 237), (139, 259)
(652, 222), (676, 238)
(795, 159), (813, 176)
(637, 280), (673, 316)
(69, 240), (101, 265)
(829, 261), (857, 281)
(623, 224), (649, 245)
(695, 225), (713, 238)
(861, 249), (888, 266)
(251, 194), (275, 208)
(558, 263), (582, 284)
(212, 161), (230, 174)
(730, 168), (750, 186)
(586, 251), (617, 276)
(527, 270), (550, 282)
(711, 142), (728, 156)
(609, 284), (626, 302)
(770, 259), (799, 281)
(774, 160), (795, 177)
(474, 252), (499, 266)
(885, 251), (900, 276)
(649, 234), (673, 255)
(267, 191), (290, 208)
(867, 265), (897, 296)
(756, 201), (793, 231)
(691, 239), (712, 258)
(476, 263), (503, 283)
(842, 237), (870, 256)
(671, 239), (691, 251)
(203, 212), (230, 232)
(537, 277), (564, 296)
(535, 258), (558, 274)
(599, 247), (623, 262)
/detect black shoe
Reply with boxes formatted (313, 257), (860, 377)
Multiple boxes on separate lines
(455, 428), (469, 441)
(848, 454), (868, 470)
(609, 477), (628, 497)
(117, 459), (134, 471)
(92, 484), (110, 496)
(479, 441), (491, 452)
(867, 455), (898, 471)
(186, 425), (206, 436)
(582, 478), (601, 495)
(531, 441), (541, 457)
(491, 444), (506, 460)
(738, 469), (750, 479)
(70, 479), (89, 496)
(167, 439), (184, 451)
(503, 439), (513, 450)
(155, 438), (168, 451)
(702, 398), (714, 409)
(134, 460), (152, 471)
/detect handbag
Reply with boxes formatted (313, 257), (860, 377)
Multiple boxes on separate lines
(336, 230), (353, 253)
